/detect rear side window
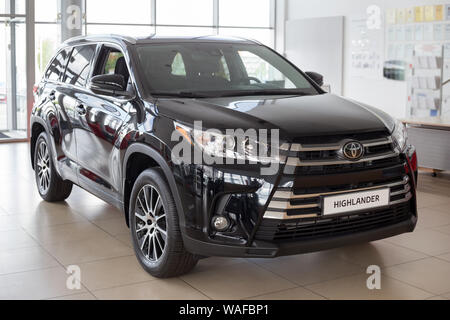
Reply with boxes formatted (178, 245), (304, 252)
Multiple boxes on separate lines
(45, 48), (71, 81)
(63, 45), (97, 87)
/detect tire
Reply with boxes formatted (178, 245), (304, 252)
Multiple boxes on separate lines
(129, 168), (198, 278)
(34, 132), (73, 202)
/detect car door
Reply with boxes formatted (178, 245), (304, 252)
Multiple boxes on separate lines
(71, 44), (133, 206)
(38, 47), (79, 184)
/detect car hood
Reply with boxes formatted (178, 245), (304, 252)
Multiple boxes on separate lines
(153, 93), (395, 139)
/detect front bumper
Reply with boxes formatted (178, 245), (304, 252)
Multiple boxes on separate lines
(174, 133), (418, 259)
(179, 156), (417, 258)
(183, 214), (417, 258)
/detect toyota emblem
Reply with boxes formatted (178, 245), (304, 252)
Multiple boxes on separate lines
(342, 141), (364, 161)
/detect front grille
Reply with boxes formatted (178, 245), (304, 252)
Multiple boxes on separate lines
(265, 175), (411, 219)
(265, 132), (411, 222)
(292, 156), (403, 176)
(292, 131), (389, 145)
(295, 140), (394, 162)
(256, 202), (412, 241)
(366, 143), (393, 155)
(284, 134), (399, 175)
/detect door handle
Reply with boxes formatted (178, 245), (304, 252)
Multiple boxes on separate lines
(76, 104), (87, 115)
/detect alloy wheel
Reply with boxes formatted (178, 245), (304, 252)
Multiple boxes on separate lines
(36, 141), (51, 194)
(134, 184), (167, 262)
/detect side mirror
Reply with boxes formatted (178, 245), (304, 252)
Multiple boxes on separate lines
(88, 74), (131, 97)
(305, 71), (324, 87)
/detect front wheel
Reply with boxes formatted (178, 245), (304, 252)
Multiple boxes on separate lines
(34, 132), (73, 202)
(129, 168), (198, 278)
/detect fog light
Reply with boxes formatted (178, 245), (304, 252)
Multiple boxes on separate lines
(212, 216), (230, 231)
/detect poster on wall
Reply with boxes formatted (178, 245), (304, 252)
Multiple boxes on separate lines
(445, 4), (450, 20)
(349, 13), (384, 79)
(384, 5), (450, 83)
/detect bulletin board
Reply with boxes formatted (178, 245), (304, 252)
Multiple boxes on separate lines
(385, 5), (447, 67)
(385, 4), (450, 116)
(349, 16), (384, 80)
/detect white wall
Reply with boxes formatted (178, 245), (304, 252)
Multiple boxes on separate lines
(277, 0), (449, 119)
(285, 17), (344, 94)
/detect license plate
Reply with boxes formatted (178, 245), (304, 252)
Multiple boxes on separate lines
(322, 188), (390, 215)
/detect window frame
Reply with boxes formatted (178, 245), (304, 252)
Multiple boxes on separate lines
(43, 47), (71, 83)
(62, 43), (98, 88)
(132, 41), (323, 97)
(46, 41), (138, 103)
(89, 42), (138, 101)
(92, 44), (127, 77)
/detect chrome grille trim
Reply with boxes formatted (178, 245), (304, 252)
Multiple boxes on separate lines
(268, 201), (319, 210)
(286, 151), (399, 167)
(290, 136), (393, 152)
(264, 211), (317, 220)
(390, 184), (411, 196)
(265, 176), (411, 219)
(291, 144), (340, 152)
(390, 192), (412, 205)
(273, 176), (409, 200)
(286, 136), (397, 168)
(362, 137), (394, 147)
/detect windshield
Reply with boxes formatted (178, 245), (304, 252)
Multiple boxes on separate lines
(134, 42), (319, 97)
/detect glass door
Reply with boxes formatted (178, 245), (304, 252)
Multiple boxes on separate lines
(0, 0), (27, 141)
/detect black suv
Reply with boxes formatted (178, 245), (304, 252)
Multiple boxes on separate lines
(31, 35), (418, 277)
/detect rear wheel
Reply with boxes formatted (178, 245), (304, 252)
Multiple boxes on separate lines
(34, 132), (73, 202)
(129, 168), (198, 278)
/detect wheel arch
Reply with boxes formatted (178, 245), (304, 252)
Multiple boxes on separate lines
(30, 118), (49, 169)
(122, 143), (185, 229)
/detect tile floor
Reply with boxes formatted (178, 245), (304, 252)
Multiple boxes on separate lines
(1, 142), (450, 300)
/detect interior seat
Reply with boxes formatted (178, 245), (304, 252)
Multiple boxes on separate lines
(114, 56), (130, 86)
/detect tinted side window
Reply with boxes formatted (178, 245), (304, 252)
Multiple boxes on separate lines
(45, 48), (70, 81)
(93, 46), (131, 89)
(103, 51), (124, 75)
(63, 45), (96, 87)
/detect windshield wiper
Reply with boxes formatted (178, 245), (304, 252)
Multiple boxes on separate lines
(151, 91), (210, 98)
(213, 89), (312, 98)
(151, 89), (313, 99)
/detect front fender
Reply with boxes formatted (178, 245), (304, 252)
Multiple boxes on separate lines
(122, 143), (187, 229)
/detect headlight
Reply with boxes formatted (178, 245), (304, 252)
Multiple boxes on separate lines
(192, 129), (236, 159)
(392, 120), (408, 152)
(175, 123), (283, 163)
